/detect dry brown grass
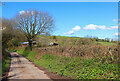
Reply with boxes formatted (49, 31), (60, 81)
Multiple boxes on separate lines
(36, 44), (118, 63)
(34, 36), (118, 62)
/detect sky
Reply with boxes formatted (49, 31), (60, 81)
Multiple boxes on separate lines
(1, 0), (120, 2)
(2, 2), (118, 40)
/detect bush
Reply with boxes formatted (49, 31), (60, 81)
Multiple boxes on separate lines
(75, 38), (93, 46)
(53, 36), (56, 40)
(36, 36), (51, 47)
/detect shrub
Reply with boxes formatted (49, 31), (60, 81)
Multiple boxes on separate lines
(36, 36), (51, 47)
(75, 38), (93, 46)
(36, 44), (118, 63)
(53, 36), (56, 39)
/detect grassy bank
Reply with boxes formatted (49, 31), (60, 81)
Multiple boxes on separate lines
(2, 51), (11, 75)
(16, 48), (119, 80)
(94, 41), (116, 46)
(36, 35), (117, 48)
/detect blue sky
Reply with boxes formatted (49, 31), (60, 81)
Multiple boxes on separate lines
(2, 2), (118, 40)
(2, 0), (120, 2)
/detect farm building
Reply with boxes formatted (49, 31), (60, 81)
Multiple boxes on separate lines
(20, 41), (36, 46)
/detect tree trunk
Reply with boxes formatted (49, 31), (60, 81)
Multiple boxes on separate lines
(28, 40), (32, 51)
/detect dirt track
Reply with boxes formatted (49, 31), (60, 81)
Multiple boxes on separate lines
(7, 52), (52, 80)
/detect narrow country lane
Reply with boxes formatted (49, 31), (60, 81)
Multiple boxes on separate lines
(7, 52), (53, 80)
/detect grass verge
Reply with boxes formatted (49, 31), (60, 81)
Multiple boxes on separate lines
(2, 51), (11, 75)
(16, 48), (119, 80)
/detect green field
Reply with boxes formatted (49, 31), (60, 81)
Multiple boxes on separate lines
(37, 35), (117, 46)
(94, 41), (116, 46)
(38, 35), (79, 39)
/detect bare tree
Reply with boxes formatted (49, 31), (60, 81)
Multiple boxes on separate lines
(14, 10), (55, 50)
(0, 0), (7, 7)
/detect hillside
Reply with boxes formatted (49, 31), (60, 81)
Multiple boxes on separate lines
(36, 35), (117, 47)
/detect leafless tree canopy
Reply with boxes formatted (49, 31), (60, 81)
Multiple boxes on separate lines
(0, 1), (7, 7)
(15, 10), (55, 50)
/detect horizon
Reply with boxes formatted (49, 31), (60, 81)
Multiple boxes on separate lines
(2, 2), (118, 40)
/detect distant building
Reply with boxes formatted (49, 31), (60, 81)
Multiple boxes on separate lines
(49, 42), (58, 46)
(20, 42), (29, 46)
(32, 41), (36, 45)
(20, 41), (36, 46)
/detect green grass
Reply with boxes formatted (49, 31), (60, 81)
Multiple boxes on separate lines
(38, 35), (117, 46)
(2, 52), (11, 75)
(95, 41), (116, 46)
(16, 49), (119, 80)
(8, 48), (17, 52)
(56, 36), (78, 39)
(38, 35), (79, 40)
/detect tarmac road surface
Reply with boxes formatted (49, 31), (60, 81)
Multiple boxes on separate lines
(7, 52), (52, 80)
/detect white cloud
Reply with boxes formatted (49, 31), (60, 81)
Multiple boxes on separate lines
(83, 24), (106, 30)
(110, 26), (118, 29)
(84, 24), (97, 30)
(114, 32), (120, 36)
(63, 26), (80, 35)
(106, 26), (118, 30)
(19, 10), (26, 15)
(84, 24), (118, 30)
(64, 30), (74, 35)
(19, 10), (34, 15)
(72, 26), (81, 31)
(97, 25), (106, 29)
(113, 19), (118, 22)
